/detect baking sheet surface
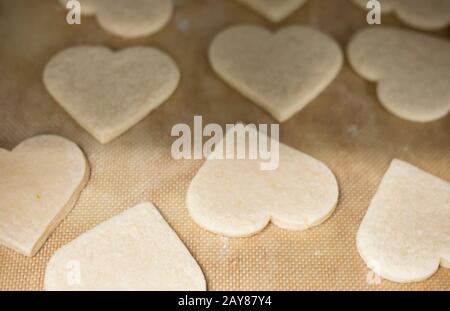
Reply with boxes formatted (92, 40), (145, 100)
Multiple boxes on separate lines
(0, 0), (449, 291)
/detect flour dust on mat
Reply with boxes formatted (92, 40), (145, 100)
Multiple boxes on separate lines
(44, 46), (180, 144)
(357, 160), (450, 283)
(44, 202), (206, 291)
(237, 0), (308, 22)
(209, 25), (343, 123)
(347, 27), (450, 123)
(59, 0), (173, 38)
(187, 127), (339, 237)
(351, 0), (450, 30)
(0, 135), (89, 257)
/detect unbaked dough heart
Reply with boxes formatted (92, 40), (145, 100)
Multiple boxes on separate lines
(209, 25), (343, 122)
(358, 160), (450, 283)
(187, 127), (339, 237)
(237, 0), (308, 22)
(351, 0), (450, 30)
(0, 135), (89, 257)
(59, 0), (173, 38)
(44, 202), (206, 291)
(44, 46), (180, 144)
(347, 27), (450, 122)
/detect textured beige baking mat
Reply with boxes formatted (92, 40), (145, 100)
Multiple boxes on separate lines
(1, 0), (449, 291)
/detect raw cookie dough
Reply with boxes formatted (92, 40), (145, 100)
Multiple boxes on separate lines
(0, 135), (89, 257)
(209, 25), (343, 122)
(187, 127), (339, 237)
(44, 202), (206, 291)
(59, 0), (173, 38)
(357, 160), (450, 283)
(44, 46), (180, 144)
(237, 0), (308, 22)
(347, 27), (450, 122)
(351, 0), (450, 31)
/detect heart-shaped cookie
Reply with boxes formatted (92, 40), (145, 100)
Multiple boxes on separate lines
(59, 0), (173, 38)
(44, 202), (206, 291)
(187, 127), (339, 237)
(357, 160), (450, 283)
(0, 135), (89, 257)
(348, 27), (450, 122)
(237, 0), (308, 22)
(209, 25), (343, 122)
(351, 0), (450, 31)
(44, 46), (180, 144)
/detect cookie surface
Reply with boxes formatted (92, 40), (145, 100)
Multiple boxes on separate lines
(357, 160), (450, 283)
(187, 127), (339, 237)
(348, 27), (450, 122)
(351, 0), (450, 30)
(237, 0), (308, 22)
(60, 0), (173, 38)
(44, 46), (180, 144)
(45, 202), (206, 291)
(209, 25), (343, 122)
(0, 135), (89, 257)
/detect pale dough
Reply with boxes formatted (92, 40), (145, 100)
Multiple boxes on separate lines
(209, 25), (343, 122)
(237, 0), (308, 22)
(0, 135), (89, 257)
(59, 0), (173, 38)
(44, 202), (206, 291)
(351, 0), (450, 30)
(44, 46), (180, 144)
(347, 27), (450, 122)
(357, 160), (450, 283)
(187, 127), (339, 237)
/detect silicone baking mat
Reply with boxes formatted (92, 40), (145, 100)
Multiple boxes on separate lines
(1, 0), (449, 291)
